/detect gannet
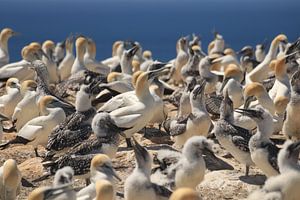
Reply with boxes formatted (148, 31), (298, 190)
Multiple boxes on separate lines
(98, 67), (169, 147)
(12, 80), (39, 131)
(0, 159), (22, 200)
(181, 51), (200, 81)
(45, 83), (97, 156)
(171, 37), (189, 85)
(248, 140), (300, 200)
(220, 64), (244, 108)
(176, 77), (196, 117)
(236, 106), (279, 177)
(283, 69), (300, 140)
(76, 154), (120, 200)
(0, 77), (22, 118)
(53, 41), (66, 65)
(94, 179), (114, 200)
(58, 36), (75, 81)
(0, 45), (36, 81)
(42, 40), (60, 84)
(102, 41), (124, 69)
(247, 34), (288, 83)
(209, 32), (225, 55)
(52, 167), (76, 200)
(0, 113), (9, 141)
(71, 37), (88, 75)
(170, 188), (201, 200)
(153, 136), (213, 190)
(170, 81), (211, 148)
(28, 184), (74, 200)
(198, 56), (218, 94)
(124, 138), (172, 200)
(140, 50), (153, 71)
(255, 41), (267, 62)
(213, 92), (254, 176)
(120, 45), (139, 75)
(211, 48), (240, 71)
(0, 95), (72, 156)
(0, 28), (19, 67)
(84, 38), (110, 75)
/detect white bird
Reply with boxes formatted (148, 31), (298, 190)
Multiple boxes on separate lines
(170, 81), (211, 148)
(124, 138), (172, 200)
(42, 40), (60, 84)
(71, 37), (88, 75)
(236, 106), (280, 177)
(0, 28), (18, 67)
(140, 50), (153, 71)
(0, 113), (9, 142)
(209, 32), (225, 55)
(101, 41), (125, 69)
(211, 48), (241, 71)
(120, 45), (139, 75)
(58, 36), (75, 81)
(52, 167), (77, 200)
(0, 159), (22, 200)
(94, 179), (114, 200)
(0, 95), (73, 157)
(247, 34), (288, 83)
(53, 41), (66, 65)
(255, 43), (267, 63)
(0, 77), (22, 118)
(169, 188), (201, 200)
(248, 140), (300, 200)
(12, 80), (39, 131)
(84, 38), (110, 75)
(198, 56), (218, 94)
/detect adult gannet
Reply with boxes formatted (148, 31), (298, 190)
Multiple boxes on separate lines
(101, 41), (124, 69)
(170, 81), (211, 148)
(42, 40), (60, 84)
(58, 36), (75, 81)
(0, 28), (19, 67)
(171, 37), (189, 85)
(28, 184), (74, 200)
(211, 48), (240, 71)
(248, 140), (300, 200)
(283, 69), (300, 140)
(247, 34), (288, 83)
(76, 154), (120, 200)
(213, 92), (254, 176)
(0, 159), (22, 200)
(0, 45), (36, 81)
(84, 38), (110, 75)
(0, 77), (22, 118)
(0, 95), (73, 156)
(94, 179), (114, 200)
(152, 136), (213, 190)
(140, 50), (153, 71)
(12, 80), (39, 131)
(236, 106), (280, 177)
(170, 188), (201, 200)
(98, 67), (169, 147)
(71, 37), (88, 75)
(124, 138), (172, 200)
(198, 56), (218, 94)
(176, 77), (196, 117)
(209, 32), (225, 55)
(255, 41), (267, 63)
(219, 64), (244, 108)
(120, 45), (139, 75)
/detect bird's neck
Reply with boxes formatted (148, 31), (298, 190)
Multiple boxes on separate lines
(256, 93), (275, 114)
(76, 47), (85, 62)
(135, 78), (152, 102)
(121, 58), (133, 75)
(0, 34), (9, 53)
(265, 40), (280, 61)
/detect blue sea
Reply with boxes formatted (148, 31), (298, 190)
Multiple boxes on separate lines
(1, 0), (300, 62)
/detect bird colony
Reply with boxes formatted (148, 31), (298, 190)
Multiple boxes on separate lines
(0, 27), (300, 200)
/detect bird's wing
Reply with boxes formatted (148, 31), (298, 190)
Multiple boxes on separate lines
(98, 92), (137, 112)
(113, 113), (142, 128)
(151, 183), (172, 198)
(232, 135), (250, 152)
(18, 124), (43, 141)
(261, 141), (280, 172)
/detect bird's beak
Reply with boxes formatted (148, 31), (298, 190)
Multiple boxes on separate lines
(0, 113), (9, 121)
(192, 80), (206, 99)
(44, 184), (73, 199)
(38, 49), (49, 60)
(132, 137), (148, 162)
(219, 77), (230, 93)
(147, 65), (171, 80)
(243, 96), (255, 109)
(51, 99), (74, 112)
(102, 164), (121, 182)
(127, 45), (139, 58)
(235, 108), (263, 119)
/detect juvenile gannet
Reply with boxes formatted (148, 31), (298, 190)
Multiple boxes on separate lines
(53, 41), (65, 65)
(236, 106), (280, 177)
(213, 92), (254, 176)
(176, 77), (196, 117)
(220, 64), (244, 108)
(170, 188), (201, 200)
(282, 69), (300, 140)
(52, 167), (76, 200)
(45, 83), (97, 156)
(71, 37), (88, 75)
(102, 41), (124, 69)
(76, 154), (120, 200)
(124, 138), (172, 200)
(248, 140), (300, 200)
(58, 36), (75, 80)
(255, 41), (267, 62)
(0, 77), (22, 118)
(0, 45), (36, 81)
(0, 28), (19, 67)
(98, 67), (169, 147)
(181, 52), (200, 81)
(171, 37), (189, 85)
(170, 81), (211, 148)
(0, 95), (72, 156)
(198, 56), (218, 94)
(0, 159), (22, 200)
(0, 113), (9, 141)
(247, 34), (288, 83)
(42, 40), (59, 83)
(12, 80), (39, 131)
(84, 38), (110, 75)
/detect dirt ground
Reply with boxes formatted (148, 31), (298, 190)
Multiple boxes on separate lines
(0, 101), (285, 200)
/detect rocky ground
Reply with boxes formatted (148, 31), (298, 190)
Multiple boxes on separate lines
(0, 102), (285, 200)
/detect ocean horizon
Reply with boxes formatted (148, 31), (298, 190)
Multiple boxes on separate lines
(1, 0), (300, 62)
